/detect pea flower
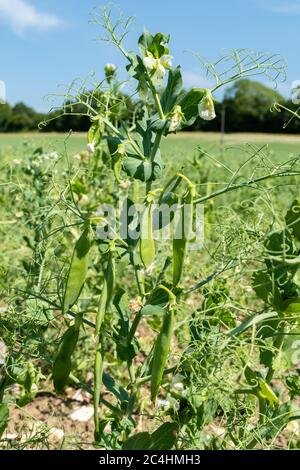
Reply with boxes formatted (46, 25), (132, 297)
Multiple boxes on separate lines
(169, 105), (185, 132)
(198, 89), (216, 121)
(143, 54), (173, 80)
(87, 143), (95, 154)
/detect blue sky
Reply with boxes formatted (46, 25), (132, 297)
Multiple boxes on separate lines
(0, 0), (299, 111)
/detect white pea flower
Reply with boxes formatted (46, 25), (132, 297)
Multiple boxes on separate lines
(198, 89), (216, 121)
(169, 105), (185, 132)
(143, 56), (157, 71)
(143, 54), (173, 81)
(160, 54), (173, 70)
(87, 143), (95, 154)
(156, 399), (171, 411)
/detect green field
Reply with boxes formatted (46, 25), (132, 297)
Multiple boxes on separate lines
(1, 131), (299, 167)
(1, 131), (300, 449)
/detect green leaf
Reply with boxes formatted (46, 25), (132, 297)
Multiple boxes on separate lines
(126, 53), (148, 98)
(228, 311), (278, 337)
(147, 285), (170, 308)
(161, 66), (183, 114)
(122, 422), (178, 450)
(107, 111), (164, 182)
(122, 432), (151, 450)
(0, 403), (9, 438)
(285, 375), (300, 398)
(258, 379), (279, 407)
(138, 31), (154, 53)
(141, 304), (165, 316)
(179, 88), (205, 125)
(63, 225), (91, 313)
(102, 372), (129, 403)
(282, 297), (300, 314)
(139, 32), (170, 58)
(123, 151), (163, 182)
(286, 199), (300, 241)
(148, 422), (178, 450)
(252, 271), (282, 310)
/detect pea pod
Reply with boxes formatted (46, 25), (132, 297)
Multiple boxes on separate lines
(87, 119), (104, 146)
(53, 312), (83, 394)
(94, 251), (115, 443)
(63, 224), (91, 313)
(94, 342), (104, 443)
(140, 202), (155, 269)
(150, 306), (174, 401)
(173, 186), (194, 287)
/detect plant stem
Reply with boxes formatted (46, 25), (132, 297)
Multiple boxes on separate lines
(193, 171), (300, 205)
(149, 81), (165, 120)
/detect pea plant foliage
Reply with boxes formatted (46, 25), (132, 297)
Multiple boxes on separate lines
(1, 5), (300, 450)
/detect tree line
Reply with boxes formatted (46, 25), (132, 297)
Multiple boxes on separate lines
(0, 79), (299, 133)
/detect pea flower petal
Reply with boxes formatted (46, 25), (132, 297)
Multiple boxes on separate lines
(198, 90), (216, 121)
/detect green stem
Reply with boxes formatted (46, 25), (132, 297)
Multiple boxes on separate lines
(133, 366), (176, 386)
(193, 171), (300, 205)
(149, 81), (165, 120)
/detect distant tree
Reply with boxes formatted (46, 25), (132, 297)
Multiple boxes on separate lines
(222, 79), (284, 132)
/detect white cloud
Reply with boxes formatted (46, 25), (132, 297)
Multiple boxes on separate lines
(0, 0), (63, 34)
(182, 71), (213, 89)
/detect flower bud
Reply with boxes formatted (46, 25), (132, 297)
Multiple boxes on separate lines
(169, 105), (184, 132)
(198, 89), (216, 121)
(105, 63), (116, 76)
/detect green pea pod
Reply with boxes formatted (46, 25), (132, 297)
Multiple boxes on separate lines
(63, 224), (91, 313)
(88, 119), (104, 146)
(94, 251), (115, 443)
(140, 203), (155, 268)
(94, 342), (104, 443)
(53, 312), (83, 394)
(151, 306), (174, 401)
(112, 154), (123, 184)
(173, 187), (194, 287)
(95, 253), (115, 333)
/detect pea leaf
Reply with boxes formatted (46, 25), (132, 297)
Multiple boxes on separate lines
(113, 289), (140, 362)
(147, 285), (170, 308)
(141, 304), (165, 316)
(63, 226), (91, 313)
(148, 422), (178, 450)
(122, 422), (178, 450)
(179, 88), (205, 125)
(138, 31), (154, 53)
(161, 66), (183, 114)
(123, 151), (163, 182)
(102, 372), (129, 403)
(122, 432), (151, 450)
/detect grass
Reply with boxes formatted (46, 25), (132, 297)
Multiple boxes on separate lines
(0, 131), (299, 166)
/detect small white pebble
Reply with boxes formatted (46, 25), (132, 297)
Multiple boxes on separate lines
(69, 405), (94, 422)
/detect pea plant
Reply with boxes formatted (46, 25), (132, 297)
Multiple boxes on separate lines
(1, 6), (300, 450)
